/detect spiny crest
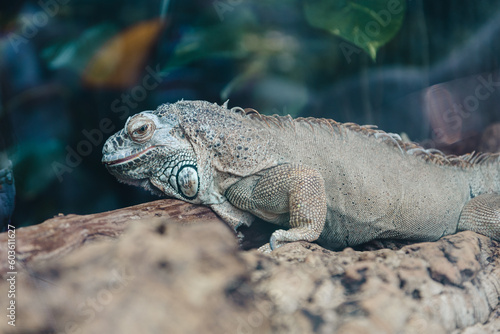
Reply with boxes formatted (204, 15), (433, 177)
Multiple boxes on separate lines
(229, 106), (500, 168)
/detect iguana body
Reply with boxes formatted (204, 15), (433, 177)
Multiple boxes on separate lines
(102, 100), (500, 251)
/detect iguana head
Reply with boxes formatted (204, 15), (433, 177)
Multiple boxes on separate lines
(102, 108), (200, 201)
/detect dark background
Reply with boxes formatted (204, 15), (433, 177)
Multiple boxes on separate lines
(1, 0), (499, 227)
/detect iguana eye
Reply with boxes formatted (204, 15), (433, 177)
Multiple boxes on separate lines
(127, 115), (156, 143)
(135, 125), (148, 135)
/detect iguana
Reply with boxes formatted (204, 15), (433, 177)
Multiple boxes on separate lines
(102, 100), (500, 251)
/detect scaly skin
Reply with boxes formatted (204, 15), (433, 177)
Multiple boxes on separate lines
(102, 100), (500, 251)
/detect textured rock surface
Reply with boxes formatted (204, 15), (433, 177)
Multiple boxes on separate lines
(0, 200), (499, 333)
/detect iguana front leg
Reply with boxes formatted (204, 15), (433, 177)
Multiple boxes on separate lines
(458, 193), (500, 240)
(225, 164), (327, 251)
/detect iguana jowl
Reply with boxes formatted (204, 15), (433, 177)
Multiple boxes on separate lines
(102, 100), (500, 251)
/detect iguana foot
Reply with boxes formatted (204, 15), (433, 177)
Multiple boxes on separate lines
(257, 226), (322, 253)
(270, 227), (324, 249)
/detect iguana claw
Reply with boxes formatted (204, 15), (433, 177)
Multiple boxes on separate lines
(270, 235), (278, 250)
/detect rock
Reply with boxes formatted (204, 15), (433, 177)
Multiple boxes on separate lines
(253, 233), (500, 333)
(0, 200), (499, 333)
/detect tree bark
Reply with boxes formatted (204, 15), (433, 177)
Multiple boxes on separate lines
(0, 199), (220, 277)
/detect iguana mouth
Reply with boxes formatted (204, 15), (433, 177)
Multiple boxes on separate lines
(102, 153), (140, 166)
(102, 146), (157, 166)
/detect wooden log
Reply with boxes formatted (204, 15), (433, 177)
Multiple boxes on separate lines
(0, 199), (221, 277)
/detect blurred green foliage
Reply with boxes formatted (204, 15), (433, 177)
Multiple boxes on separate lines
(42, 23), (118, 73)
(304, 0), (406, 60)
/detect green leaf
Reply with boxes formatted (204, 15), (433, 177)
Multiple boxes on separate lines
(304, 0), (406, 60)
